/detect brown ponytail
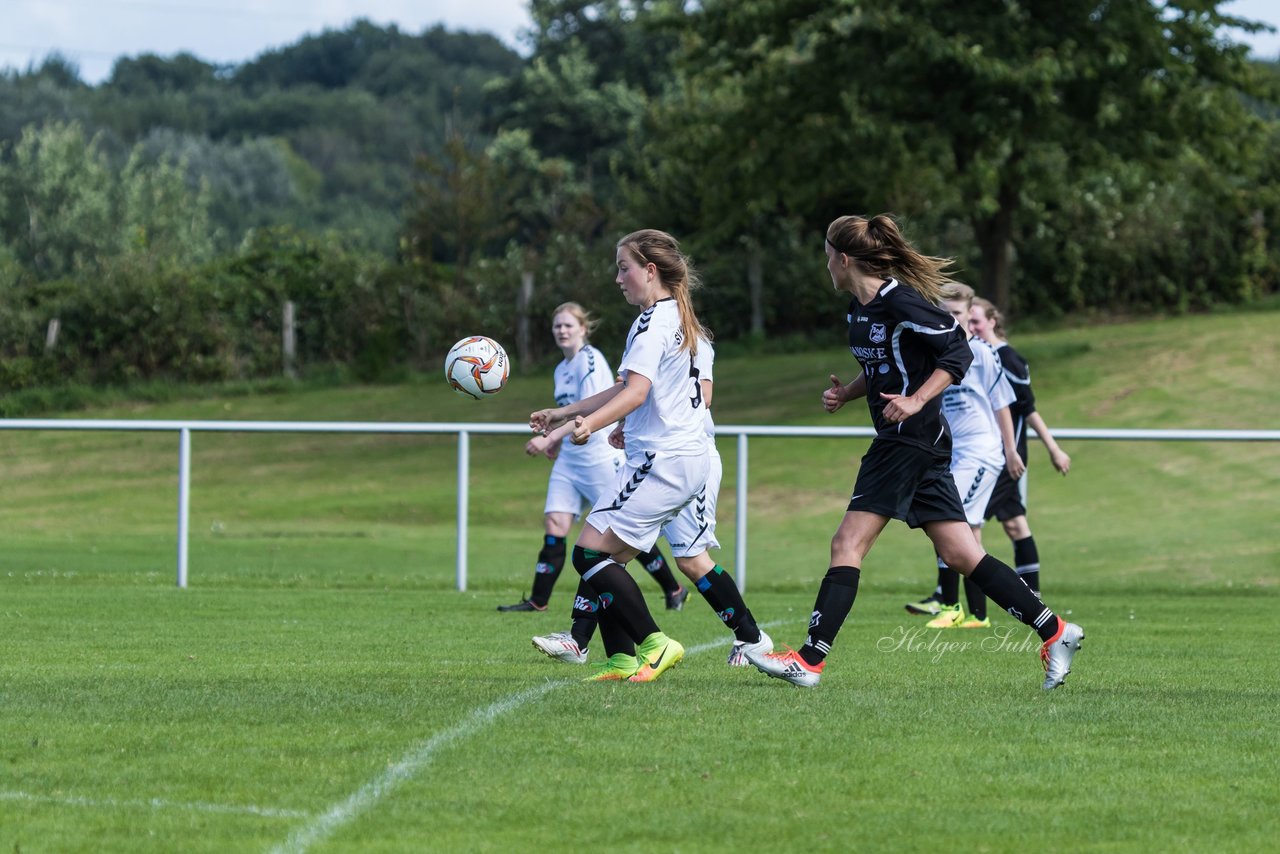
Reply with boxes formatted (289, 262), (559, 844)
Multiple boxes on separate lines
(826, 214), (960, 305)
(617, 229), (710, 354)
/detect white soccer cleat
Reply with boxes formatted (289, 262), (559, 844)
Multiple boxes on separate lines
(745, 647), (824, 688)
(532, 631), (588, 665)
(727, 630), (774, 667)
(1040, 621), (1084, 690)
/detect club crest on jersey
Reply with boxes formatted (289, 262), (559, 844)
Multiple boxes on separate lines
(869, 323), (887, 344)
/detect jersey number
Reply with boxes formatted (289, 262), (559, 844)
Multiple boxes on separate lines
(689, 358), (702, 409)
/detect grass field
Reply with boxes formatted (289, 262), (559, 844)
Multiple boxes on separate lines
(2, 310), (1278, 852)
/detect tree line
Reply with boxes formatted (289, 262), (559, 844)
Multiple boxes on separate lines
(1, 1), (1277, 396)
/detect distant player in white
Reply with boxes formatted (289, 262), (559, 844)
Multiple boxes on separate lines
(529, 229), (710, 682)
(499, 303), (685, 614)
(909, 282), (1025, 629)
(533, 337), (775, 668)
(970, 296), (1072, 599)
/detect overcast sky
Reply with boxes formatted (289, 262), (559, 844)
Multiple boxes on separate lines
(1, 0), (1277, 85)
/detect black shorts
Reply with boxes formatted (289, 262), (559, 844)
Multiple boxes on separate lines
(984, 468), (1028, 521)
(847, 439), (966, 529)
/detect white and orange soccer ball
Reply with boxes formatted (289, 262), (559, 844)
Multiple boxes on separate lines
(444, 336), (509, 399)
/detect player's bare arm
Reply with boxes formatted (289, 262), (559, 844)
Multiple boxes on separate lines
(823, 371), (866, 414)
(1028, 411), (1071, 475)
(995, 406), (1027, 480)
(572, 373), (650, 445)
(529, 380), (625, 434)
(879, 367), (954, 424)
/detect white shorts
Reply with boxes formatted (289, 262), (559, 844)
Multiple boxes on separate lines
(951, 454), (1001, 527)
(544, 455), (623, 517)
(585, 451), (709, 553)
(662, 450), (721, 557)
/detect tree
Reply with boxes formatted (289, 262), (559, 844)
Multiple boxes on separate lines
(487, 128), (605, 364)
(0, 121), (116, 280)
(404, 126), (512, 283)
(663, 0), (1275, 309)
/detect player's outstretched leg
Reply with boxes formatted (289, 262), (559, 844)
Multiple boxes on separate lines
(498, 535), (566, 611)
(965, 554), (1083, 689)
(747, 566), (860, 688)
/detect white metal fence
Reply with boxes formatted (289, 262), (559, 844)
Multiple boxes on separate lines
(1, 418), (1276, 590)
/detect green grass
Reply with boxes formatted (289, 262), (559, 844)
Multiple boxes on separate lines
(2, 311), (1278, 852)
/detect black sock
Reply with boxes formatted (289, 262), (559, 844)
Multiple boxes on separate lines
(529, 535), (567, 607)
(799, 566), (860, 666)
(695, 565), (761, 643)
(937, 558), (960, 606)
(596, 606), (635, 657)
(572, 546), (660, 643)
(636, 546), (681, 595)
(569, 578), (599, 650)
(968, 554), (1059, 641)
(963, 576), (987, 620)
(1013, 536), (1041, 597)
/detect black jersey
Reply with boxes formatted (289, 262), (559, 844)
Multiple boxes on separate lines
(994, 343), (1036, 460)
(846, 278), (972, 455)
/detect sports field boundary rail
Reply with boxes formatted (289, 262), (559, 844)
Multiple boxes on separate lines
(0, 418), (1275, 590)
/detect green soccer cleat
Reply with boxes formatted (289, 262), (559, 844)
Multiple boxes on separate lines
(583, 653), (640, 682)
(926, 604), (965, 629)
(629, 633), (685, 682)
(958, 614), (991, 629)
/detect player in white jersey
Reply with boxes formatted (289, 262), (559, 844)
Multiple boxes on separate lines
(529, 229), (710, 683)
(499, 303), (686, 614)
(970, 296), (1071, 599)
(532, 337), (775, 668)
(906, 283), (1025, 629)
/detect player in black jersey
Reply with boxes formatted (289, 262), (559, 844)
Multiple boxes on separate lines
(969, 297), (1071, 597)
(746, 214), (1083, 690)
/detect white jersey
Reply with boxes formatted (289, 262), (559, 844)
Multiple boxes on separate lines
(552, 344), (620, 465)
(618, 299), (708, 459)
(940, 337), (1015, 464)
(694, 337), (716, 443)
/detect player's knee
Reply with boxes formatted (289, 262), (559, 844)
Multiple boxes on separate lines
(571, 544), (609, 576)
(674, 552), (711, 582)
(1002, 516), (1030, 539)
(830, 531), (869, 567)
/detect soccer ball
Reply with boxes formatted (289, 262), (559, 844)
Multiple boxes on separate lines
(444, 336), (509, 399)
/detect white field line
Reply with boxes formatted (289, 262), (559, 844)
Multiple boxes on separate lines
(270, 624), (788, 854)
(0, 789), (313, 819)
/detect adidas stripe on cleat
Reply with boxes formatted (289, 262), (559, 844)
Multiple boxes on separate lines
(531, 631), (588, 664)
(745, 647), (824, 688)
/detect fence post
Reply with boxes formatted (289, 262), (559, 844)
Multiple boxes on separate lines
(177, 428), (191, 588)
(735, 432), (748, 591)
(456, 430), (469, 591)
(282, 301), (297, 379)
